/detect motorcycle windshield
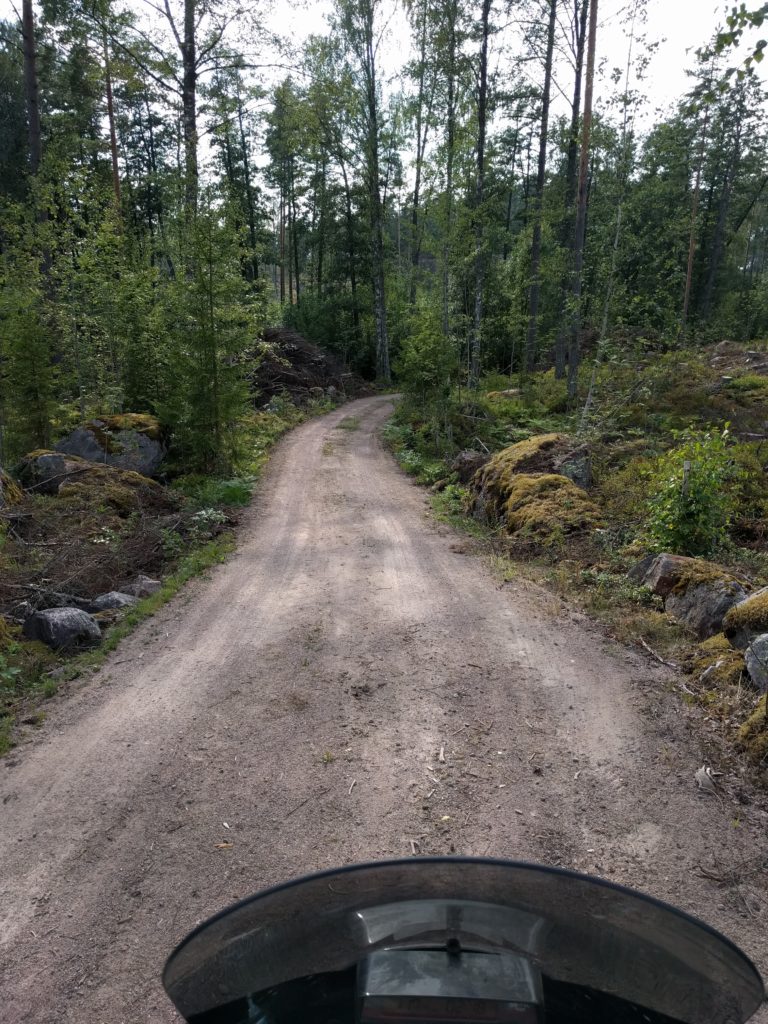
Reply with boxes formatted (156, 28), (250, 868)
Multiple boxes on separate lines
(163, 858), (765, 1024)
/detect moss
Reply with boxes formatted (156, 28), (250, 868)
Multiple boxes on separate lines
(737, 696), (768, 765)
(0, 469), (23, 505)
(688, 634), (746, 688)
(671, 559), (743, 595)
(0, 618), (13, 651)
(723, 589), (768, 636)
(502, 474), (602, 541)
(24, 448), (66, 461)
(95, 413), (162, 442)
(472, 434), (566, 520)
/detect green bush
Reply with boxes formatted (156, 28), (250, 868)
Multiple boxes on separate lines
(643, 428), (741, 556)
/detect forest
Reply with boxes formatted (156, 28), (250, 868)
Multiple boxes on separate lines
(0, 0), (766, 469)
(2, 0), (768, 762)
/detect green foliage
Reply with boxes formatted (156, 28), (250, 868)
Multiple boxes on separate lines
(643, 428), (741, 556)
(157, 202), (264, 474)
(396, 303), (458, 407)
(174, 475), (254, 508)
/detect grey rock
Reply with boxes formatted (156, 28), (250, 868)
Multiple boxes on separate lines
(121, 575), (162, 599)
(88, 591), (138, 613)
(745, 634), (768, 693)
(642, 553), (701, 597)
(554, 447), (592, 490)
(665, 579), (748, 639)
(55, 421), (164, 477)
(22, 607), (101, 651)
(19, 453), (79, 495)
(28, 589), (91, 612)
(627, 554), (657, 584)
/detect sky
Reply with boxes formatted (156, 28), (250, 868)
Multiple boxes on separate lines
(262, 0), (767, 124)
(2, 0), (765, 131)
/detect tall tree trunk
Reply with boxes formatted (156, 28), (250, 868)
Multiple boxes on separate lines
(469, 0), (492, 388)
(523, 0), (557, 376)
(21, 0), (42, 176)
(362, 20), (390, 381)
(291, 155), (300, 305)
(580, 0), (638, 430)
(566, 0), (597, 402)
(103, 33), (122, 209)
(679, 113), (708, 337)
(409, 0), (434, 304)
(182, 0), (198, 220)
(441, 0), (458, 340)
(237, 86), (259, 281)
(555, 0), (589, 378)
(339, 158), (361, 348)
(700, 125), (742, 320)
(279, 188), (286, 304)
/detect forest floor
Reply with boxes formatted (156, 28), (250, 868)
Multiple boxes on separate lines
(1, 394), (767, 1023)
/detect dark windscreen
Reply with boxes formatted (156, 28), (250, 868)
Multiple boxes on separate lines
(163, 858), (765, 1024)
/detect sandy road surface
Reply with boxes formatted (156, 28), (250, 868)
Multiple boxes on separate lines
(1, 395), (767, 1022)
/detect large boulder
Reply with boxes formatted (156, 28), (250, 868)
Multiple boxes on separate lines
(636, 554), (748, 639)
(665, 581), (748, 640)
(22, 607), (101, 651)
(55, 414), (164, 477)
(745, 635), (768, 694)
(0, 467), (22, 508)
(471, 434), (592, 511)
(15, 452), (84, 496)
(723, 587), (768, 649)
(471, 459), (601, 544)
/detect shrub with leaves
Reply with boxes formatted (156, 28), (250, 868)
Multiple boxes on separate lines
(643, 428), (741, 556)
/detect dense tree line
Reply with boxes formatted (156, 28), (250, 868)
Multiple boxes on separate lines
(1, 0), (767, 471)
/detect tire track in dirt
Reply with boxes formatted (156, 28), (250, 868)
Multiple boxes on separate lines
(1, 395), (766, 1022)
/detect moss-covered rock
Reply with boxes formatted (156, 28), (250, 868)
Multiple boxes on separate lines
(470, 434), (594, 521)
(723, 587), (768, 648)
(54, 414), (165, 476)
(737, 696), (768, 765)
(17, 451), (179, 514)
(641, 553), (745, 598)
(493, 473), (602, 543)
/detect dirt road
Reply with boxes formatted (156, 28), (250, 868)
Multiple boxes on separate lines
(1, 395), (766, 1022)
